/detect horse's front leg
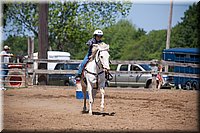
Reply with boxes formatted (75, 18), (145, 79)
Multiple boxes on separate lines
(100, 87), (105, 112)
(87, 79), (93, 115)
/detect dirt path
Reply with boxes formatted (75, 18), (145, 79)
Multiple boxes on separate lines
(2, 86), (199, 132)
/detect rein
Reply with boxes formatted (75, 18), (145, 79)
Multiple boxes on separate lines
(95, 50), (101, 69)
(94, 49), (109, 69)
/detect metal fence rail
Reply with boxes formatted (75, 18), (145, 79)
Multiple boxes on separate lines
(0, 63), (27, 88)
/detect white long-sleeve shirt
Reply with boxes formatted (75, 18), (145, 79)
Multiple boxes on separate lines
(0, 50), (11, 64)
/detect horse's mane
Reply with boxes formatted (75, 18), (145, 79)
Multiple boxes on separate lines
(89, 42), (109, 61)
(98, 42), (109, 50)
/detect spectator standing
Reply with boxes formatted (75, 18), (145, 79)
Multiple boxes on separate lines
(0, 45), (13, 90)
(150, 61), (158, 89)
(157, 64), (163, 89)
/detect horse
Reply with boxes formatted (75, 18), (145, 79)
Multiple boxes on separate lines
(81, 43), (110, 115)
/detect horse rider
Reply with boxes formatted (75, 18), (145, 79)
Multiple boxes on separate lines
(76, 30), (104, 80)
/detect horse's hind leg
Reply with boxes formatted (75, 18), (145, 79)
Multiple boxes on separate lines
(81, 79), (87, 112)
(100, 88), (105, 112)
(87, 81), (93, 115)
(92, 89), (97, 102)
(82, 86), (87, 112)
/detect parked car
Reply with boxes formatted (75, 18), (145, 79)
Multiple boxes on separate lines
(48, 63), (79, 86)
(108, 63), (172, 88)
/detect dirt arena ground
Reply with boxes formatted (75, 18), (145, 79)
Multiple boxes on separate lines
(2, 86), (199, 132)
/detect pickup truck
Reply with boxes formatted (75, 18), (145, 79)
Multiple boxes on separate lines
(108, 64), (153, 88)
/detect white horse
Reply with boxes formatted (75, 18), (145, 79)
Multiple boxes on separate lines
(81, 43), (110, 115)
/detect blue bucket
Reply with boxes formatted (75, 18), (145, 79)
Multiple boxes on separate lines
(76, 90), (89, 99)
(76, 81), (89, 99)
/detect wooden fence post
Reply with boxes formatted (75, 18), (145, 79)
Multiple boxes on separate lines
(38, 3), (48, 85)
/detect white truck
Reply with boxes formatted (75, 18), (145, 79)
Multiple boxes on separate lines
(24, 51), (71, 85)
(108, 63), (171, 88)
(108, 64), (152, 88)
(31, 51), (71, 70)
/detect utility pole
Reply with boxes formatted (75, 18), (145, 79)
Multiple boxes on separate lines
(38, 3), (49, 85)
(166, 0), (173, 49)
(27, 37), (34, 85)
(165, 0), (173, 72)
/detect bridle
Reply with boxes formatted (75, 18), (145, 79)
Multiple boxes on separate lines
(95, 49), (108, 70)
(84, 49), (107, 77)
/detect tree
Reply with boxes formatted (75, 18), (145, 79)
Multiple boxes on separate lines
(121, 30), (166, 60)
(3, 2), (132, 59)
(3, 36), (38, 56)
(171, 3), (199, 48)
(3, 3), (38, 37)
(120, 3), (199, 61)
(103, 20), (146, 60)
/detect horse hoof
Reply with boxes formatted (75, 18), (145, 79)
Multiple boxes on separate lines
(100, 107), (104, 112)
(83, 107), (87, 111)
(89, 111), (93, 115)
(82, 107), (88, 114)
(82, 110), (87, 114)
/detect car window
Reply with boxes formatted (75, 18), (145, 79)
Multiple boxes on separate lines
(119, 65), (128, 71)
(54, 64), (64, 70)
(64, 63), (79, 70)
(110, 64), (118, 71)
(130, 65), (142, 71)
(140, 64), (152, 71)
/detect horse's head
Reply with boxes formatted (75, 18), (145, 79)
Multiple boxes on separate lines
(93, 43), (110, 71)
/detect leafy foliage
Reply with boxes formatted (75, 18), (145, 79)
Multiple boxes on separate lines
(3, 2), (199, 61)
(3, 1), (132, 59)
(126, 30), (167, 60)
(170, 3), (199, 48)
(3, 36), (38, 56)
(103, 20), (146, 60)
(3, 3), (38, 37)
(116, 3), (199, 60)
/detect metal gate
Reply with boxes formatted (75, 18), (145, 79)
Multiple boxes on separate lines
(0, 63), (27, 88)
